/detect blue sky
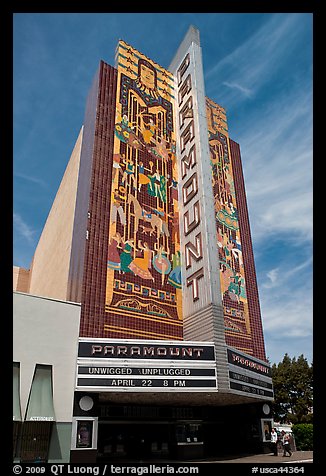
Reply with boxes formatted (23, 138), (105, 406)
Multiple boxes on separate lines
(13, 13), (313, 366)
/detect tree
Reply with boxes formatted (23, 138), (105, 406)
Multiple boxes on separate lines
(271, 354), (313, 424)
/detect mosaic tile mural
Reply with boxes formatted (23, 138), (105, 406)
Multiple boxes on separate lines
(206, 97), (253, 352)
(104, 41), (182, 339)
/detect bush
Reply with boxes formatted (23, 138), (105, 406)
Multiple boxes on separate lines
(292, 423), (313, 450)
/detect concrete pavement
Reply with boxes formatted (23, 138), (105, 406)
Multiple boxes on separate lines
(194, 450), (313, 463)
(118, 451), (313, 464)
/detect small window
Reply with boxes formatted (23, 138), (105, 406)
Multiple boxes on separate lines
(76, 420), (93, 448)
(261, 418), (273, 442)
(71, 417), (98, 450)
(176, 422), (202, 444)
(20, 364), (56, 463)
(25, 364), (56, 422)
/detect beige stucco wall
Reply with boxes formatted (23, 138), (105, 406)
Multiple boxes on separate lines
(13, 291), (81, 422)
(13, 266), (30, 293)
(28, 127), (83, 301)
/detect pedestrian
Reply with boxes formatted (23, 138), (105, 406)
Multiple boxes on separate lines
(270, 428), (278, 456)
(282, 431), (292, 457)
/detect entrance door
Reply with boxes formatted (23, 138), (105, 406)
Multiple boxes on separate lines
(19, 422), (53, 463)
(175, 421), (204, 459)
(97, 421), (171, 461)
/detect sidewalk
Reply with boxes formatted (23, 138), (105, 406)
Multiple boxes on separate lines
(192, 451), (313, 464)
(118, 451), (313, 464)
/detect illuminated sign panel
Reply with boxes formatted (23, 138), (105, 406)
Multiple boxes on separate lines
(78, 340), (215, 359)
(76, 338), (217, 392)
(227, 348), (273, 399)
(76, 378), (216, 390)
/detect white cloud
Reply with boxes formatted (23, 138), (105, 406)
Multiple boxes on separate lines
(237, 84), (312, 244)
(203, 15), (313, 249)
(14, 172), (48, 189)
(265, 268), (279, 288)
(205, 14), (309, 105)
(222, 81), (253, 98)
(13, 212), (36, 244)
(261, 284), (313, 358)
(261, 256), (312, 295)
(259, 255), (313, 364)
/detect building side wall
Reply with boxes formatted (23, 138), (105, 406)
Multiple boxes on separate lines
(13, 292), (81, 422)
(13, 266), (30, 293)
(67, 66), (101, 304)
(229, 139), (267, 361)
(77, 61), (118, 337)
(28, 128), (83, 301)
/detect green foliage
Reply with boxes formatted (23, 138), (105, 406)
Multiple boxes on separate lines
(292, 423), (313, 450)
(271, 354), (313, 424)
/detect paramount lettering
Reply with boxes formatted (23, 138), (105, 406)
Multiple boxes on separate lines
(177, 50), (205, 301)
(232, 353), (270, 374)
(90, 344), (206, 359)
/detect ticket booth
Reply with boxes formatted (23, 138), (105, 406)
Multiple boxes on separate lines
(174, 421), (204, 459)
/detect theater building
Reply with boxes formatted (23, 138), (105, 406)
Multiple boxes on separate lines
(13, 26), (274, 463)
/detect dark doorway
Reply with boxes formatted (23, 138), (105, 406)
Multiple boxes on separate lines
(13, 422), (22, 459)
(19, 422), (53, 463)
(97, 421), (172, 461)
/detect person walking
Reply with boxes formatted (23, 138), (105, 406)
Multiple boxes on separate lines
(270, 428), (278, 456)
(282, 431), (292, 457)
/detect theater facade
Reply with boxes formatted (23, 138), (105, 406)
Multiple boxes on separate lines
(13, 26), (274, 463)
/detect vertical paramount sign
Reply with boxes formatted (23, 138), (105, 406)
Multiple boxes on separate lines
(177, 52), (204, 302)
(169, 27), (225, 346)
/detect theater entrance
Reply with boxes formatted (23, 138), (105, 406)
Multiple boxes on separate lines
(97, 421), (172, 460)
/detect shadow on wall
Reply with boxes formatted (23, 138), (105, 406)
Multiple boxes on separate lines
(48, 423), (72, 463)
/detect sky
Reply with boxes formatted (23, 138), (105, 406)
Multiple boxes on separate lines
(13, 12), (313, 366)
